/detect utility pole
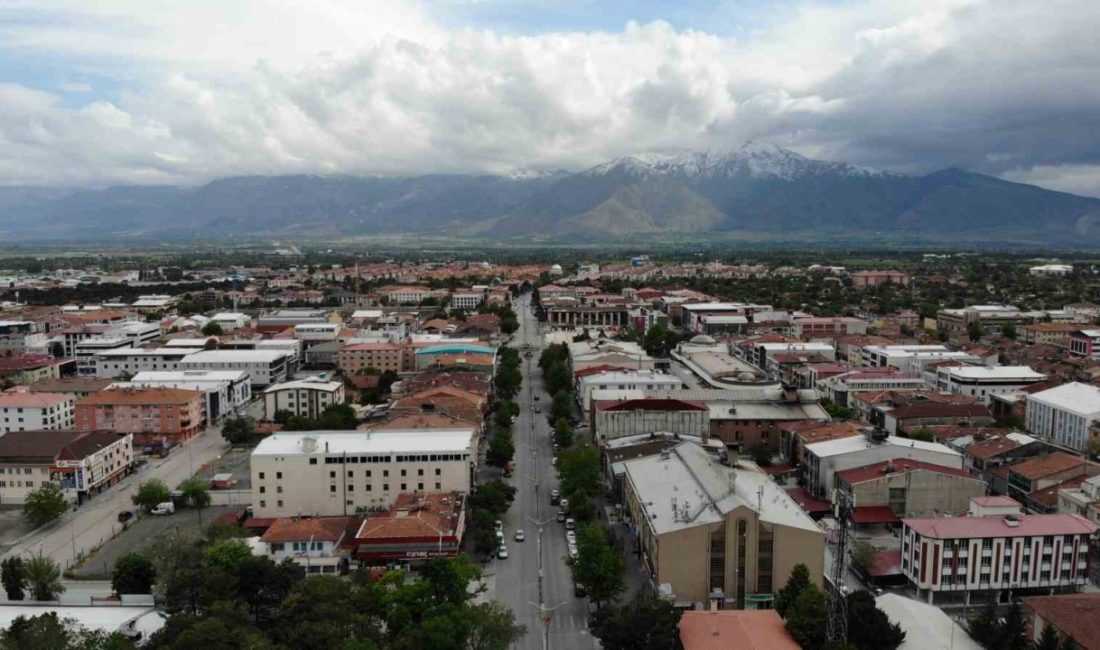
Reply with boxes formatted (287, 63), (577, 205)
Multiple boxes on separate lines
(528, 601), (569, 650)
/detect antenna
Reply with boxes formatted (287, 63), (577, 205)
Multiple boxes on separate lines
(826, 491), (852, 646)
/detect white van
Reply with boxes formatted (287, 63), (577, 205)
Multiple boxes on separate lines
(151, 502), (175, 516)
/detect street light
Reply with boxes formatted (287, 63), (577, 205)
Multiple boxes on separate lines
(528, 601), (570, 650)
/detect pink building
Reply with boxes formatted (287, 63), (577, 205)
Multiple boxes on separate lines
(851, 270), (911, 288)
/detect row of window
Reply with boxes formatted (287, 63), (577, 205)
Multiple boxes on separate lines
(316, 453), (467, 465)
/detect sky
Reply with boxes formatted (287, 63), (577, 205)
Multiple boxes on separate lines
(1, 0), (1099, 197)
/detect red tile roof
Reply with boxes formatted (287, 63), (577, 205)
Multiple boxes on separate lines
(261, 517), (353, 543)
(595, 398), (708, 412)
(355, 493), (464, 541)
(1025, 594), (1100, 650)
(785, 487), (832, 514)
(904, 513), (1097, 540)
(867, 549), (903, 577)
(837, 458), (976, 485)
(852, 506), (901, 525)
(889, 402), (991, 420)
(1030, 476), (1088, 508)
(80, 387), (203, 405)
(1009, 453), (1086, 480)
(678, 610), (799, 650)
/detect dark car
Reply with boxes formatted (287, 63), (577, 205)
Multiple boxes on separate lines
(556, 510), (566, 522)
(574, 582), (587, 597)
(117, 510), (134, 524)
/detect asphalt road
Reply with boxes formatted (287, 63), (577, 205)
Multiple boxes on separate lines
(1, 419), (232, 570)
(488, 294), (597, 650)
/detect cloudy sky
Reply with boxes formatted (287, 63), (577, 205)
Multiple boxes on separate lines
(2, 0), (1099, 196)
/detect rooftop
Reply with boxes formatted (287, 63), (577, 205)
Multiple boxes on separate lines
(81, 386), (203, 405)
(904, 513), (1096, 539)
(252, 429), (475, 457)
(678, 610), (798, 650)
(804, 434), (961, 460)
(264, 380), (343, 394)
(1024, 594), (1100, 650)
(837, 458), (976, 485)
(0, 392), (72, 408)
(1027, 382), (1100, 414)
(356, 492), (464, 541)
(261, 516), (353, 543)
(1009, 452), (1087, 480)
(941, 366), (1045, 380)
(180, 349), (290, 363)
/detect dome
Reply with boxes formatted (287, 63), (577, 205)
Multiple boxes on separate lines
(549, 264), (563, 272)
(737, 371), (757, 382)
(689, 334), (716, 345)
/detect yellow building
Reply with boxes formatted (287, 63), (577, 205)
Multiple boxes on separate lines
(622, 442), (825, 609)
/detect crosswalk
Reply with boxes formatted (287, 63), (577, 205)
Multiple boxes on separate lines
(524, 613), (591, 632)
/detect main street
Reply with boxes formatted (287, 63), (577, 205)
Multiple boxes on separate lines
(489, 293), (596, 650)
(2, 422), (230, 570)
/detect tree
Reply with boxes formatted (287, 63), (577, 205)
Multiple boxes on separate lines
(221, 416), (255, 445)
(850, 540), (877, 576)
(748, 442), (772, 467)
(0, 612), (136, 650)
(1, 557), (26, 601)
(1035, 625), (1060, 650)
(557, 444), (601, 499)
(553, 418), (574, 448)
(112, 553), (156, 595)
(203, 539), (253, 573)
(486, 428), (515, 469)
(591, 592), (683, 650)
(317, 403), (357, 430)
(550, 390), (573, 423)
(1002, 322), (1018, 339)
(469, 480), (516, 517)
(200, 322), (224, 336)
(24, 555), (64, 601)
(775, 563), (810, 618)
(569, 525), (623, 610)
(1062, 637), (1080, 650)
(968, 601), (1000, 649)
(472, 510), (500, 555)
(846, 590), (906, 650)
(132, 479), (171, 511)
(178, 477), (211, 525)
(784, 583), (827, 650)
(272, 409), (293, 425)
(968, 321), (983, 342)
(22, 483), (68, 529)
(998, 601), (1029, 650)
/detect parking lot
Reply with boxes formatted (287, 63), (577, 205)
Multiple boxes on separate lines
(70, 505), (233, 579)
(195, 445), (253, 490)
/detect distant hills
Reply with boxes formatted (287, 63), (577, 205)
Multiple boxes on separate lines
(2, 143), (1099, 246)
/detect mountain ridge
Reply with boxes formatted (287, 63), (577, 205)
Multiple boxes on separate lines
(0, 146), (1098, 245)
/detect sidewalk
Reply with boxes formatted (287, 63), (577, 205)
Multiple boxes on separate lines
(601, 504), (649, 600)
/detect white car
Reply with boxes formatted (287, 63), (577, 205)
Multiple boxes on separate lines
(498, 546), (509, 559)
(565, 518), (576, 531)
(514, 529), (526, 542)
(566, 531), (577, 544)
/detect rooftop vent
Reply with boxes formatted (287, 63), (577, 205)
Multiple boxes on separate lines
(1003, 515), (1020, 527)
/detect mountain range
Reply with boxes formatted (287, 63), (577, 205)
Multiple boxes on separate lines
(2, 143), (1099, 246)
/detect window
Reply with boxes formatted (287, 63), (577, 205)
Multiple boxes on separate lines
(259, 486), (266, 494)
(276, 472), (282, 479)
(348, 470), (354, 478)
(418, 483), (424, 490)
(383, 484), (389, 491)
(309, 458), (317, 465)
(435, 468), (441, 476)
(383, 470), (389, 477)
(435, 482), (441, 490)
(366, 470), (372, 478)
(418, 469), (424, 476)
(270, 542), (284, 551)
(347, 485), (354, 492)
(277, 500), (283, 507)
(276, 486), (283, 494)
(260, 500), (266, 508)
(330, 485), (336, 493)
(259, 472), (265, 480)
(401, 483), (407, 491)
(401, 469), (407, 477)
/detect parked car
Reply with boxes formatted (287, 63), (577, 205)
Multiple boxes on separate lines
(495, 520), (503, 532)
(533, 396), (540, 402)
(497, 546), (509, 560)
(151, 502), (175, 516)
(565, 518), (576, 531)
(550, 489), (560, 505)
(559, 498), (569, 512)
(556, 510), (566, 523)
(574, 582), (587, 597)
(514, 529), (526, 542)
(117, 510), (134, 524)
(534, 407), (541, 414)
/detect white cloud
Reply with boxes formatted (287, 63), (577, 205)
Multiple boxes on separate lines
(0, 0), (1098, 196)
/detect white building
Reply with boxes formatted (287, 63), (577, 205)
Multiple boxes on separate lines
(263, 380), (345, 420)
(1025, 382), (1100, 453)
(94, 347), (196, 379)
(250, 429), (476, 518)
(902, 498), (1096, 604)
(681, 303), (772, 334)
(131, 294), (178, 311)
(294, 323), (341, 346)
(1058, 474), (1100, 525)
(862, 345), (981, 373)
(1029, 264), (1073, 276)
(0, 392), (76, 434)
(577, 370), (685, 414)
(816, 370), (927, 406)
(210, 312), (251, 331)
(178, 349), (290, 387)
(450, 292), (483, 311)
(260, 517), (350, 575)
(385, 287), (431, 305)
(929, 365), (1046, 404)
(75, 337), (135, 376)
(750, 342), (836, 369)
(123, 370), (252, 421)
(802, 433), (964, 498)
(0, 321), (49, 355)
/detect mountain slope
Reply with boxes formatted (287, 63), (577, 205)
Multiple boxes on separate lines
(0, 146), (1098, 245)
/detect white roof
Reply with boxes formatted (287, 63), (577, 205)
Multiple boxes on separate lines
(622, 442), (821, 536)
(1027, 382), (1100, 415)
(681, 302), (769, 312)
(578, 371), (682, 385)
(181, 349), (289, 363)
(942, 365), (1045, 380)
(757, 342), (835, 351)
(352, 310), (383, 319)
(875, 594), (981, 650)
(95, 347), (194, 357)
(805, 434), (961, 459)
(698, 315), (748, 324)
(212, 312), (249, 320)
(132, 370), (249, 382)
(164, 338), (215, 347)
(252, 429), (475, 457)
(264, 380), (343, 394)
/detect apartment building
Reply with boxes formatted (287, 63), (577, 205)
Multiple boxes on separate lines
(93, 347), (196, 378)
(124, 370), (252, 421)
(76, 387), (205, 445)
(802, 433), (964, 499)
(263, 379), (345, 420)
(0, 320), (49, 355)
(1021, 323), (1078, 346)
(260, 517), (354, 575)
(249, 429), (476, 518)
(816, 369), (927, 407)
(1058, 475), (1100, 525)
(0, 354), (63, 386)
(1006, 453), (1100, 508)
(621, 442), (825, 609)
(862, 345), (980, 373)
(0, 392), (75, 434)
(901, 498), (1096, 604)
(75, 337), (135, 376)
(209, 312), (250, 331)
(1068, 330), (1100, 360)
(339, 342), (404, 374)
(1026, 383), (1100, 453)
(835, 458), (986, 520)
(929, 365), (1046, 404)
(385, 286), (432, 305)
(450, 292), (483, 311)
(937, 305), (1032, 338)
(792, 317), (868, 338)
(0, 429), (132, 504)
(850, 270), (910, 288)
(177, 349), (290, 387)
(577, 371), (685, 414)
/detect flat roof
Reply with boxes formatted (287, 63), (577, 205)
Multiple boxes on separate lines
(264, 380), (343, 393)
(94, 347), (193, 357)
(805, 435), (961, 459)
(252, 429), (475, 457)
(180, 349), (289, 363)
(131, 370), (249, 382)
(904, 513), (1097, 539)
(942, 366), (1045, 380)
(1027, 382), (1100, 414)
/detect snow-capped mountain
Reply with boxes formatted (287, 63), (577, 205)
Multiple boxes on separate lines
(585, 143), (897, 181)
(1, 148), (1099, 245)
